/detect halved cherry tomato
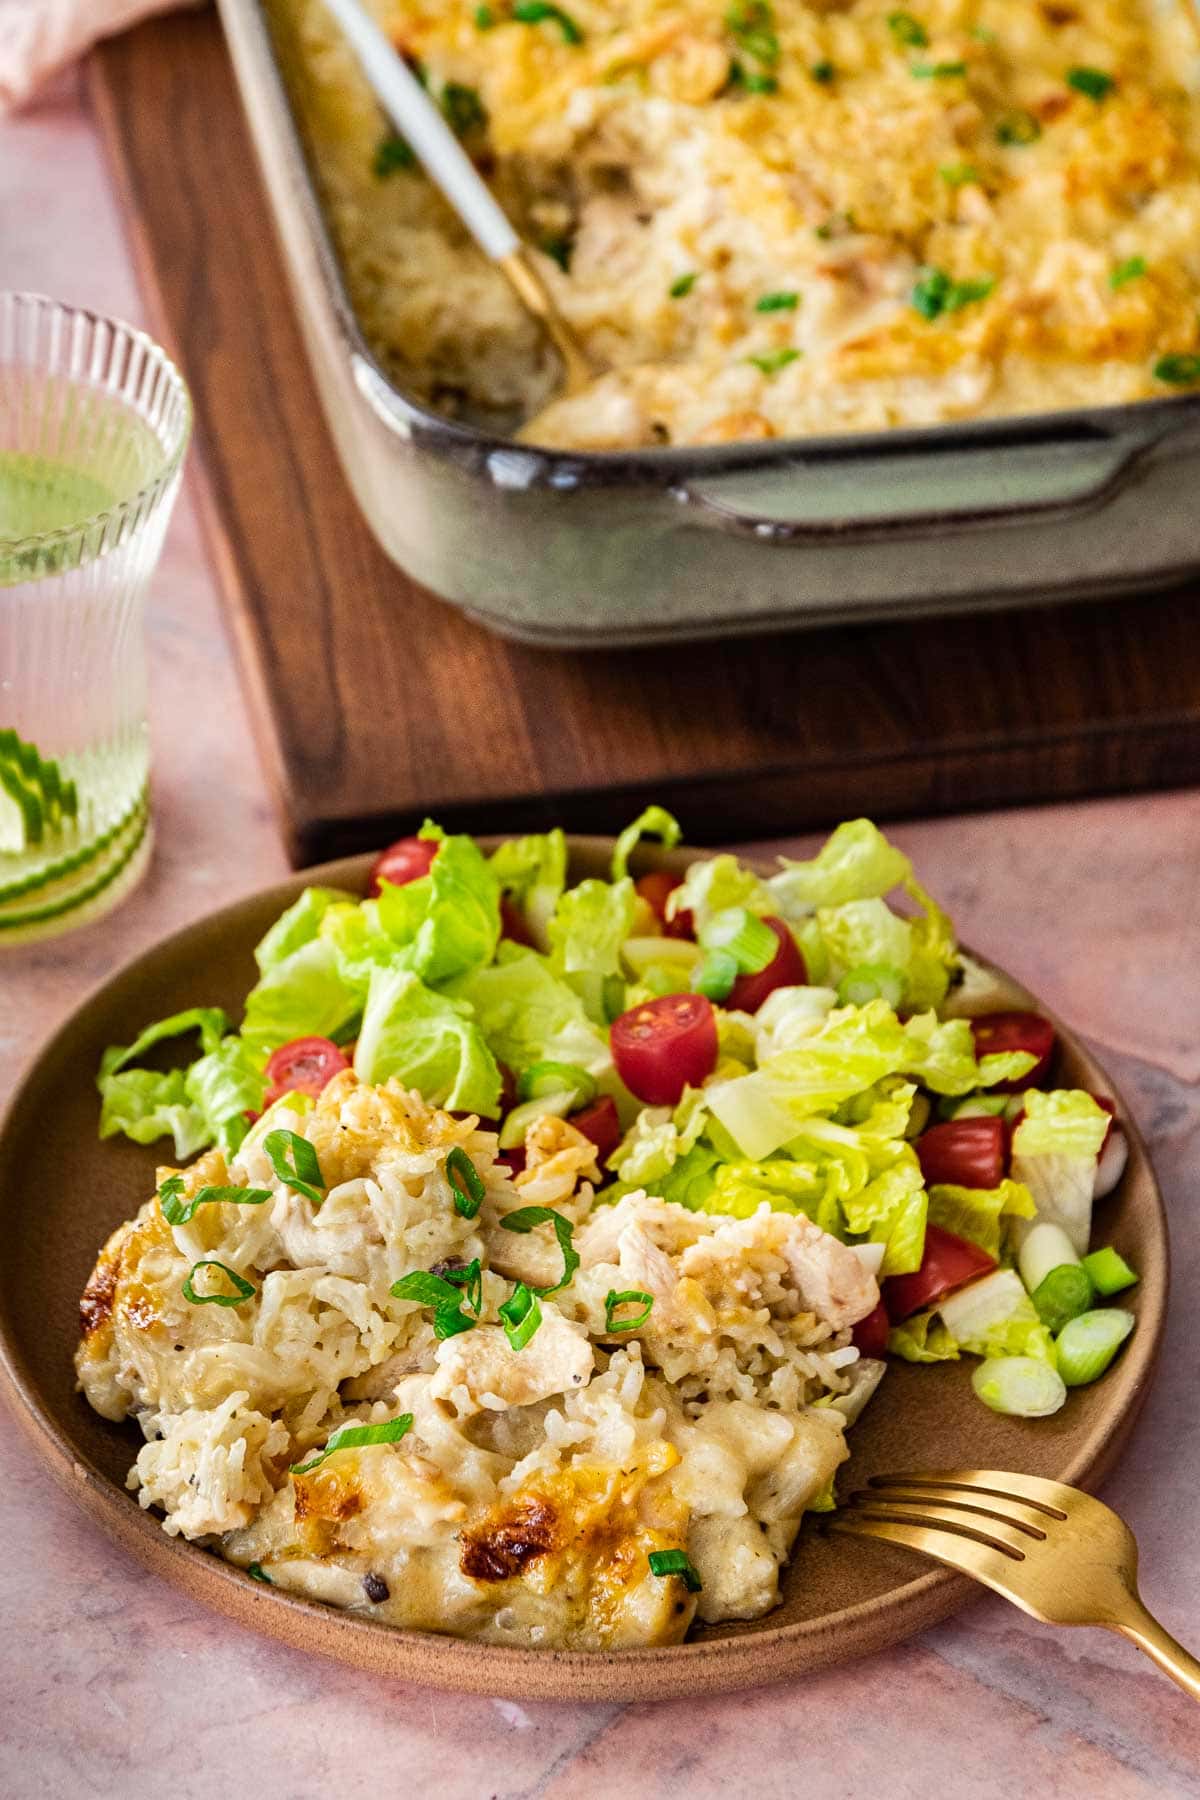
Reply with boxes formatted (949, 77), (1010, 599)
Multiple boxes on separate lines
(916, 1116), (1007, 1189)
(496, 1147), (526, 1176)
(851, 1299), (891, 1359)
(635, 871), (694, 940)
(569, 1094), (622, 1166)
(367, 834), (438, 897)
(500, 895), (535, 946)
(726, 917), (807, 1013)
(969, 1010), (1055, 1091)
(263, 1036), (350, 1108)
(611, 992), (718, 1106)
(883, 1224), (997, 1324)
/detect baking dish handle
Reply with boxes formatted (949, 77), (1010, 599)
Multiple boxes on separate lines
(671, 419), (1182, 542)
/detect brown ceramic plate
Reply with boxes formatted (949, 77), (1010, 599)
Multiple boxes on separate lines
(0, 840), (1167, 1702)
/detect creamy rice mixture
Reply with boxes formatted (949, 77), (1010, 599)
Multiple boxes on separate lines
(271, 0), (1200, 448)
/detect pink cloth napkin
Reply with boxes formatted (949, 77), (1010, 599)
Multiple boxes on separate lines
(0, 0), (201, 112)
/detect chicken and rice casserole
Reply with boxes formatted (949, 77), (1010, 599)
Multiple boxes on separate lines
(269, 0), (1200, 448)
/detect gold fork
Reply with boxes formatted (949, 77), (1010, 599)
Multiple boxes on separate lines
(831, 1467), (1200, 1701)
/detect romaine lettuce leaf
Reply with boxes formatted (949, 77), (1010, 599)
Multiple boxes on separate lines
(611, 805), (682, 881)
(450, 944), (609, 1075)
(607, 1141), (724, 1212)
(888, 1309), (960, 1362)
(241, 938), (360, 1055)
(1011, 1089), (1109, 1255)
(767, 819), (911, 915)
(938, 1267), (1053, 1362)
(841, 1158), (929, 1276)
(489, 828), (567, 949)
(185, 1035), (268, 1158)
(926, 1178), (1037, 1261)
(547, 877), (637, 1019)
(375, 831), (500, 983)
(319, 899), (397, 998)
(669, 853), (774, 932)
(255, 886), (354, 975)
(352, 966), (501, 1114)
(101, 1006), (228, 1076)
(98, 1069), (210, 1161)
(752, 985), (839, 1060)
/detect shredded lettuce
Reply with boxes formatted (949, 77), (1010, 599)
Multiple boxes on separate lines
(353, 966), (501, 1114)
(450, 944), (609, 1075)
(767, 819), (912, 915)
(926, 1178), (1037, 1261)
(374, 830), (500, 983)
(1011, 1089), (1109, 1254)
(255, 886), (354, 974)
(184, 1035), (268, 1157)
(889, 1309), (960, 1362)
(611, 805), (682, 881)
(97, 1008), (231, 1159)
(669, 853), (774, 932)
(938, 1268), (1056, 1363)
(489, 829), (568, 948)
(241, 939), (360, 1055)
(547, 877), (637, 1019)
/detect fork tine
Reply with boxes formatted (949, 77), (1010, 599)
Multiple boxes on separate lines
(841, 1504), (1030, 1560)
(846, 1488), (1047, 1541)
(830, 1513), (1024, 1580)
(868, 1469), (1069, 1519)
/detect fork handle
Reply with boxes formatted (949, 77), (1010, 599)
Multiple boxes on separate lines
(1113, 1595), (1200, 1702)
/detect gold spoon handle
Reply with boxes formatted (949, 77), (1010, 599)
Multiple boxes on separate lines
(498, 246), (595, 396)
(1114, 1595), (1200, 1702)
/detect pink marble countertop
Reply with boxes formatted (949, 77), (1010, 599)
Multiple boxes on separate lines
(3, 65), (1200, 1800)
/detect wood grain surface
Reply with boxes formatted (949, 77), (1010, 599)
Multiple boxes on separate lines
(89, 8), (1200, 868)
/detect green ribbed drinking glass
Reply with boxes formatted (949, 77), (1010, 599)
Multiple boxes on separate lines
(0, 293), (191, 941)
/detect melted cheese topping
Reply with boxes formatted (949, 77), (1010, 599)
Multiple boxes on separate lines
(274, 0), (1200, 447)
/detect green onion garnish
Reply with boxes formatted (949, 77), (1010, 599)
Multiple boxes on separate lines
(512, 1), (583, 44)
(1155, 353), (1200, 386)
(810, 60), (835, 84)
(755, 291), (799, 312)
(443, 1257), (485, 1315)
(939, 162), (979, 187)
(1110, 256), (1146, 291)
(441, 82), (487, 138)
(669, 272), (699, 298)
(373, 134), (416, 177)
(500, 1206), (579, 1293)
(971, 24), (998, 43)
(540, 235), (573, 272)
(1067, 66), (1114, 102)
(741, 70), (778, 93)
(1055, 1309), (1134, 1387)
(182, 1259), (256, 1307)
(725, 1), (779, 70)
(700, 905), (777, 973)
(996, 110), (1041, 145)
(159, 1175), (272, 1226)
(972, 1356), (1066, 1417)
(912, 267), (995, 320)
(247, 1562), (273, 1584)
(910, 61), (967, 78)
(264, 1128), (326, 1207)
(1080, 1246), (1137, 1297)
(887, 11), (928, 48)
(445, 1145), (486, 1219)
(475, 4), (496, 26)
(390, 1268), (480, 1339)
(836, 963), (905, 1009)
(517, 1061), (596, 1107)
(291, 1414), (414, 1476)
(746, 347), (801, 374)
(499, 1281), (543, 1350)
(1029, 1263), (1094, 1334)
(648, 1548), (703, 1591)
(691, 947), (740, 1002)
(604, 1289), (654, 1333)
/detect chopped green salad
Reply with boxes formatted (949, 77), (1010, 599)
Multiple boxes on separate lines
(97, 810), (1136, 1419)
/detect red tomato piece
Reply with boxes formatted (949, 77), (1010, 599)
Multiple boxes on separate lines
(367, 834), (438, 897)
(499, 895), (535, 946)
(611, 992), (718, 1106)
(569, 1094), (622, 1166)
(916, 1116), (1007, 1189)
(851, 1298), (891, 1359)
(263, 1036), (350, 1108)
(635, 871), (695, 939)
(726, 917), (807, 1014)
(883, 1224), (997, 1324)
(969, 1010), (1055, 1091)
(496, 1147), (526, 1176)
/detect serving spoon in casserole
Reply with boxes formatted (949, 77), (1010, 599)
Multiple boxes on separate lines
(319, 0), (596, 397)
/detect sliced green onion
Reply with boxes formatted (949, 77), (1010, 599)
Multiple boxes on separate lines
(291, 1414), (414, 1476)
(746, 347), (801, 374)
(182, 1259), (256, 1308)
(810, 60), (835, 83)
(373, 134), (416, 176)
(1110, 255), (1146, 290)
(512, 1), (583, 44)
(498, 1091), (575, 1149)
(836, 963), (905, 1009)
(159, 1175), (272, 1226)
(691, 948), (740, 1002)
(446, 1145), (486, 1218)
(887, 10), (928, 47)
(1056, 1309), (1134, 1386)
(441, 82), (487, 137)
(971, 1355), (1067, 1417)
(939, 162), (979, 187)
(499, 1281), (543, 1350)
(912, 267), (995, 320)
(756, 291), (799, 312)
(605, 1288), (654, 1332)
(910, 61), (967, 78)
(648, 1548), (703, 1591)
(726, 1), (779, 69)
(442, 1257), (484, 1316)
(264, 1128), (326, 1208)
(996, 109), (1041, 145)
(1068, 66), (1114, 101)
(938, 1092), (1010, 1121)
(739, 69), (778, 93)
(700, 906), (777, 973)
(540, 235), (573, 272)
(1030, 1264), (1094, 1333)
(517, 1061), (596, 1107)
(1080, 1246), (1138, 1298)
(475, 4), (495, 25)
(611, 804), (682, 879)
(669, 272), (698, 298)
(1154, 353), (1200, 386)
(1018, 1220), (1080, 1294)
(500, 1206), (579, 1294)
(247, 1562), (273, 1584)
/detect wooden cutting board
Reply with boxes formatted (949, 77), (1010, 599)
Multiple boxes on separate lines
(89, 8), (1200, 868)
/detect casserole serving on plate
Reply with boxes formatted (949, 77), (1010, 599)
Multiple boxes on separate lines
(218, 0), (1200, 644)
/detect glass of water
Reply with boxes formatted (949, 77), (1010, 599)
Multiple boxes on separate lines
(0, 293), (191, 942)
